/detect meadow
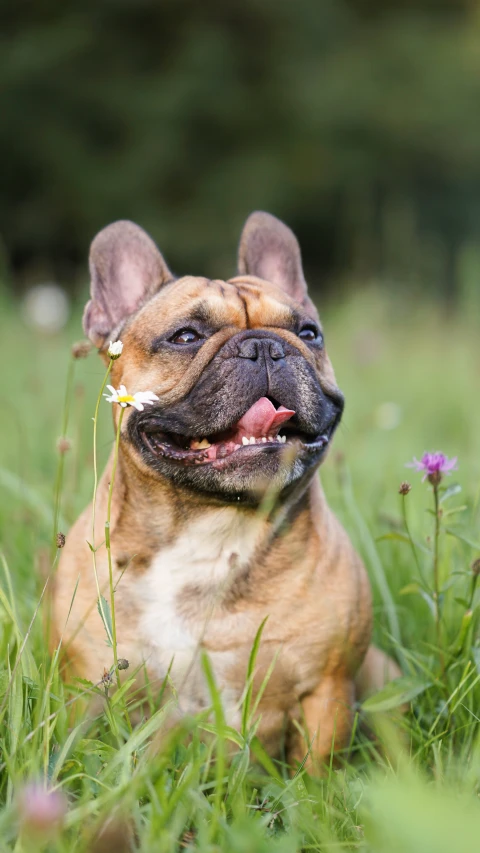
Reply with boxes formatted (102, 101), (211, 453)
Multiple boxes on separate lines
(0, 282), (480, 852)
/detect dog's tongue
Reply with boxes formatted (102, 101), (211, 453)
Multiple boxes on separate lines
(234, 397), (295, 440)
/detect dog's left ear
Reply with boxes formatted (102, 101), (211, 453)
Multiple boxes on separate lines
(83, 220), (174, 348)
(237, 211), (309, 305)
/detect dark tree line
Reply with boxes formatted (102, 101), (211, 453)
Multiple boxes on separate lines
(0, 0), (479, 299)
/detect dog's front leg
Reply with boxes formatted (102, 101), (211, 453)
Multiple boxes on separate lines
(288, 675), (355, 772)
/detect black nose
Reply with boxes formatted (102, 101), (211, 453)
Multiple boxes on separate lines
(237, 337), (285, 361)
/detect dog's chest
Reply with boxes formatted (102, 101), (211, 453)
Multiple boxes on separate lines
(135, 509), (262, 713)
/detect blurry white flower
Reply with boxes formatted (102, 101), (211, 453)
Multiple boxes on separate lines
(104, 384), (158, 411)
(108, 340), (123, 359)
(22, 284), (70, 334)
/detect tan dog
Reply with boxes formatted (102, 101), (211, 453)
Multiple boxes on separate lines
(54, 212), (395, 767)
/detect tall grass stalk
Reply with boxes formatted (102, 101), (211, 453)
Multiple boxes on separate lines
(51, 356), (76, 557)
(400, 490), (426, 588)
(90, 359), (114, 647)
(105, 406), (133, 733)
(105, 406), (124, 679)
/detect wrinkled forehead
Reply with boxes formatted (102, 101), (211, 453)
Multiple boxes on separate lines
(126, 274), (313, 344)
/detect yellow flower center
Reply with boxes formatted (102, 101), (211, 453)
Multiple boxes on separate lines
(117, 394), (135, 403)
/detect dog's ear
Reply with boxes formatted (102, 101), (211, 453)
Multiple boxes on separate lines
(237, 211), (308, 304)
(83, 220), (174, 347)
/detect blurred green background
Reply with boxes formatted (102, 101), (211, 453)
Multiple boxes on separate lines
(1, 0), (479, 544)
(2, 0), (480, 309)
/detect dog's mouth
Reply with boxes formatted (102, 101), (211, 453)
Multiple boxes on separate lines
(139, 397), (332, 466)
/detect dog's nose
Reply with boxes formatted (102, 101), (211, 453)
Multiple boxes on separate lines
(268, 340), (285, 360)
(237, 338), (260, 360)
(237, 337), (285, 362)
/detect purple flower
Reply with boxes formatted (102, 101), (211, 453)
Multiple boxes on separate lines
(407, 452), (458, 483)
(17, 782), (67, 837)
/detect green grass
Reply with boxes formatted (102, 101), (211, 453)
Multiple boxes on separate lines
(1, 284), (480, 851)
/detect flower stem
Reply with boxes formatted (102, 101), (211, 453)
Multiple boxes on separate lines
(468, 573), (479, 611)
(105, 407), (132, 732)
(52, 356), (76, 557)
(432, 481), (445, 675)
(401, 493), (426, 587)
(91, 360), (113, 647)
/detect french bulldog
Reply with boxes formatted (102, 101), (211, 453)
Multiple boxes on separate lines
(54, 212), (396, 767)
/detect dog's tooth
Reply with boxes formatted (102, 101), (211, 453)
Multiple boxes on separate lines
(242, 436), (249, 446)
(261, 437), (267, 443)
(249, 437), (256, 445)
(190, 438), (211, 450)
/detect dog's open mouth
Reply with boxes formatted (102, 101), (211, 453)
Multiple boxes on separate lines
(140, 397), (330, 466)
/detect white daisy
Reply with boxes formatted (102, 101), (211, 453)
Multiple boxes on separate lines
(107, 340), (123, 359)
(104, 384), (159, 411)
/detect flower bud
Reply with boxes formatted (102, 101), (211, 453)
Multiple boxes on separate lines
(101, 668), (114, 688)
(117, 658), (129, 671)
(472, 558), (480, 577)
(108, 340), (123, 360)
(56, 437), (72, 454)
(17, 783), (66, 838)
(398, 481), (411, 495)
(71, 340), (92, 359)
(427, 470), (442, 486)
(56, 532), (66, 549)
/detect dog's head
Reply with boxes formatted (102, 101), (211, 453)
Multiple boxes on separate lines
(84, 212), (344, 504)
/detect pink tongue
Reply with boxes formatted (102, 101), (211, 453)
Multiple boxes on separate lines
(234, 397), (295, 440)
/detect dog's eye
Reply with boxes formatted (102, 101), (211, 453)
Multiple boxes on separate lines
(170, 328), (203, 345)
(298, 325), (322, 344)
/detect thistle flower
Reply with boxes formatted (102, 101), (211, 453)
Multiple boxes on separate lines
(104, 384), (159, 411)
(17, 782), (67, 837)
(108, 340), (123, 359)
(407, 451), (458, 485)
(399, 481), (411, 495)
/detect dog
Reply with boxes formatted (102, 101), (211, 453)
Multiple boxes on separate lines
(54, 212), (397, 768)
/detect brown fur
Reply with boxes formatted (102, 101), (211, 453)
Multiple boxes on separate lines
(53, 212), (398, 769)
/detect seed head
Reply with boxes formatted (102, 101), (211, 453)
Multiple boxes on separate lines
(71, 339), (92, 359)
(56, 436), (72, 454)
(56, 532), (66, 549)
(472, 558), (480, 577)
(101, 668), (113, 688)
(398, 481), (411, 495)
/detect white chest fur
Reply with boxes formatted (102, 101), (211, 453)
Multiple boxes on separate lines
(136, 507), (263, 710)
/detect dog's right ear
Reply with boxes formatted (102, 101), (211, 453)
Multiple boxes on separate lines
(83, 220), (174, 348)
